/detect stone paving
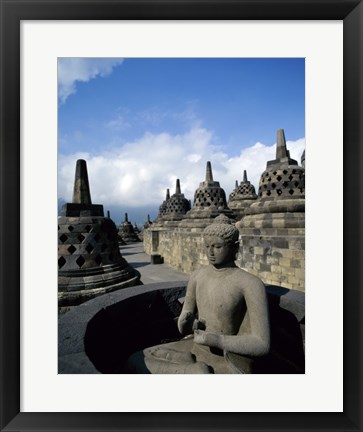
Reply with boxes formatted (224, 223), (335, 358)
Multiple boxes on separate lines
(120, 242), (189, 284)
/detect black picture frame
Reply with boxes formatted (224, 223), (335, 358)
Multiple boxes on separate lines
(1, 1), (362, 431)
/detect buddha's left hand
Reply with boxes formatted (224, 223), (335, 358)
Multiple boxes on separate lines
(194, 329), (222, 349)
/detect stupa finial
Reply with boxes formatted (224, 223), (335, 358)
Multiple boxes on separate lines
(205, 161), (213, 182)
(235, 180), (238, 188)
(72, 159), (92, 205)
(166, 189), (170, 200)
(243, 170), (248, 182)
(125, 212), (128, 222)
(176, 179), (181, 194)
(276, 129), (289, 159)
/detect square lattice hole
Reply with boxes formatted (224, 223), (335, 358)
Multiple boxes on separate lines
(86, 244), (94, 254)
(59, 234), (68, 243)
(58, 256), (66, 269)
(67, 245), (76, 254)
(76, 255), (86, 268)
(68, 225), (74, 232)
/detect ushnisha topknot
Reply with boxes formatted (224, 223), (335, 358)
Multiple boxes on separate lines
(203, 214), (239, 245)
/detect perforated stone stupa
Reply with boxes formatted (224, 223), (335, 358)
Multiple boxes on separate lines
(58, 160), (141, 307)
(237, 129), (305, 290)
(228, 170), (258, 220)
(155, 180), (191, 228)
(118, 213), (141, 243)
(153, 189), (170, 225)
(179, 161), (234, 231)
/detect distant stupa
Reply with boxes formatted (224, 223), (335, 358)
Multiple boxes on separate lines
(179, 161), (234, 231)
(227, 170), (257, 220)
(118, 212), (141, 243)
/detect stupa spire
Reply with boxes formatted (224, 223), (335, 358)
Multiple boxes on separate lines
(125, 212), (128, 222)
(243, 170), (248, 182)
(235, 180), (238, 188)
(276, 129), (289, 159)
(166, 189), (170, 200)
(72, 159), (92, 205)
(205, 161), (213, 182)
(175, 179), (181, 194)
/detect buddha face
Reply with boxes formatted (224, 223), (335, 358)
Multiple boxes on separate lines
(204, 235), (236, 268)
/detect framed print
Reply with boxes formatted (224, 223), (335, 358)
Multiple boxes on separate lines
(1, 0), (362, 431)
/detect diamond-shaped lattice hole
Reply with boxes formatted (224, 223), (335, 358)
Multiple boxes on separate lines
(101, 243), (107, 252)
(78, 234), (85, 242)
(283, 181), (289, 188)
(289, 174), (294, 180)
(67, 245), (76, 254)
(94, 233), (101, 242)
(292, 169), (296, 174)
(95, 255), (102, 265)
(76, 255), (85, 268)
(283, 170), (288, 175)
(266, 190), (271, 196)
(273, 171), (277, 175)
(277, 189), (282, 195)
(289, 189), (295, 195)
(85, 244), (94, 254)
(294, 181), (299, 187)
(276, 175), (282, 181)
(59, 234), (68, 243)
(58, 256), (66, 269)
(271, 183), (276, 189)
(68, 225), (74, 232)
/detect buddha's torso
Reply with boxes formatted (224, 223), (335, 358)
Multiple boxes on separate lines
(195, 266), (248, 335)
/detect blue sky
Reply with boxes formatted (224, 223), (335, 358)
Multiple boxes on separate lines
(58, 58), (305, 226)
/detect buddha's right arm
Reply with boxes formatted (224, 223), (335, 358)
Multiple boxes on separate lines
(177, 275), (197, 335)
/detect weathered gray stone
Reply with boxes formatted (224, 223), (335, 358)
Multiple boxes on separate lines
(128, 216), (270, 374)
(118, 213), (141, 243)
(58, 160), (141, 307)
(237, 129), (305, 291)
(228, 170), (258, 220)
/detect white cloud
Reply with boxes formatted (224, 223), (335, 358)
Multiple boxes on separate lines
(58, 129), (305, 208)
(58, 58), (124, 103)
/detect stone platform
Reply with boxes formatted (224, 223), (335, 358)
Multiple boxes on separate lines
(59, 281), (305, 374)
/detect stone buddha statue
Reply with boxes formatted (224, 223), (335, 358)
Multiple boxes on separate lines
(127, 215), (270, 374)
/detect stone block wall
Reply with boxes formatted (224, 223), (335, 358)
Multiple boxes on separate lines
(238, 227), (305, 291)
(144, 229), (208, 274)
(144, 226), (305, 291)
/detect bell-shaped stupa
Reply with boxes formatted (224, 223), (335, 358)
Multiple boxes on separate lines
(179, 161), (234, 231)
(237, 129), (305, 291)
(228, 170), (258, 220)
(118, 213), (141, 243)
(153, 189), (171, 225)
(155, 180), (191, 228)
(58, 160), (141, 308)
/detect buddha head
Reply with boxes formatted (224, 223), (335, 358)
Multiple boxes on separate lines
(203, 215), (239, 268)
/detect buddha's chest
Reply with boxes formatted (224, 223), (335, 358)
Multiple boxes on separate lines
(195, 278), (245, 333)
